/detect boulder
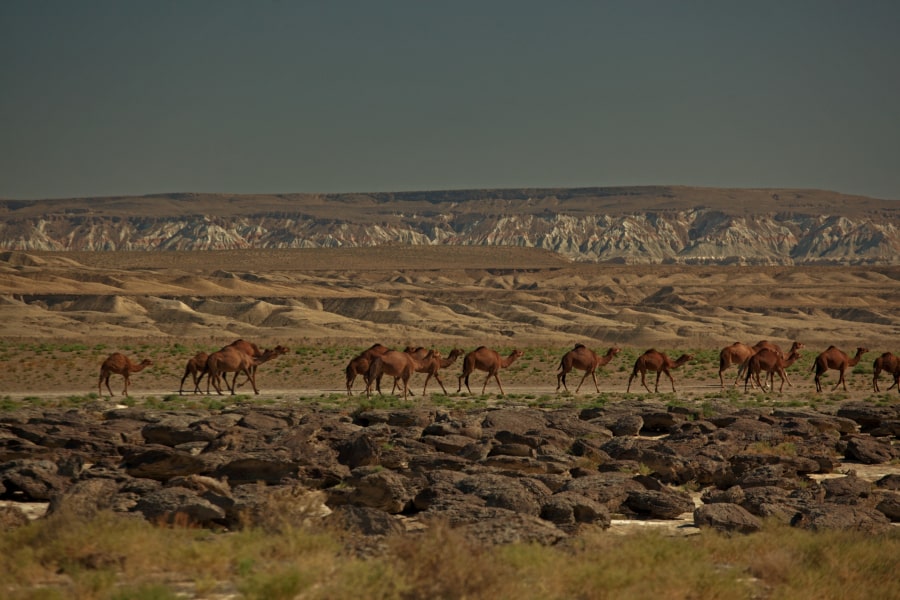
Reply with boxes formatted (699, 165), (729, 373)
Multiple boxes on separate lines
(694, 503), (762, 533)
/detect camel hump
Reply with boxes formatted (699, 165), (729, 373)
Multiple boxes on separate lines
(573, 343), (586, 349)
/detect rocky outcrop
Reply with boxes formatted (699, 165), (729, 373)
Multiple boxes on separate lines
(2, 187), (898, 264)
(0, 399), (897, 547)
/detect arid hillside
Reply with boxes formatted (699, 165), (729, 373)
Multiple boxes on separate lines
(1, 247), (897, 352)
(2, 186), (899, 264)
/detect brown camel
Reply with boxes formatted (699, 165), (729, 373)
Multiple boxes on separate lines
(231, 344), (289, 390)
(98, 353), (153, 398)
(718, 342), (754, 388)
(811, 346), (868, 392)
(744, 347), (802, 393)
(872, 352), (900, 392)
(366, 349), (438, 400)
(205, 346), (282, 395)
(627, 349), (694, 394)
(406, 347), (464, 395)
(556, 344), (621, 393)
(738, 341), (805, 388)
(225, 339), (289, 388)
(457, 347), (524, 396)
(179, 351), (209, 395)
(345, 343), (390, 396)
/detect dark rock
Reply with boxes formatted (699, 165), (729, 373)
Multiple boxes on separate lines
(875, 491), (900, 521)
(47, 478), (120, 518)
(844, 436), (896, 464)
(540, 491), (611, 530)
(790, 504), (891, 534)
(694, 503), (762, 533)
(211, 455), (301, 485)
(337, 431), (381, 469)
(325, 504), (404, 536)
(624, 488), (695, 519)
(133, 486), (225, 526)
(820, 473), (874, 505)
(0, 459), (69, 501)
(121, 446), (208, 481)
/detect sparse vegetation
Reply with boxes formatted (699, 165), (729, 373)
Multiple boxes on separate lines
(1, 510), (897, 599)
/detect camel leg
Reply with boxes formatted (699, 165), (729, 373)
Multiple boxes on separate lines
(654, 371), (663, 393)
(557, 370), (568, 392)
(481, 373), (491, 395)
(626, 372), (635, 393)
(179, 370), (190, 395)
(886, 375), (899, 392)
(211, 371), (224, 395)
(663, 370), (676, 393)
(575, 370), (591, 394)
(641, 371), (652, 394)
(591, 371), (601, 393)
(245, 368), (259, 395)
(833, 369), (847, 392)
(491, 373), (505, 396)
(873, 372), (880, 393)
(461, 373), (472, 395)
(122, 375), (130, 397)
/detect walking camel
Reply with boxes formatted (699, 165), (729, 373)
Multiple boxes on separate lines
(811, 346), (868, 392)
(205, 346), (283, 395)
(226, 340), (289, 389)
(734, 341), (805, 389)
(98, 353), (153, 398)
(366, 349), (439, 400)
(457, 347), (524, 396)
(872, 352), (900, 392)
(718, 342), (754, 388)
(179, 351), (209, 395)
(750, 341), (804, 386)
(556, 344), (621, 393)
(744, 346), (803, 393)
(345, 343), (390, 396)
(394, 347), (464, 395)
(627, 349), (694, 394)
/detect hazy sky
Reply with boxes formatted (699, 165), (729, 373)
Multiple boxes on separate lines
(2, 1), (899, 200)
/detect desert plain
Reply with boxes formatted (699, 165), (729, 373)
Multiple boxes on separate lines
(0, 246), (898, 400)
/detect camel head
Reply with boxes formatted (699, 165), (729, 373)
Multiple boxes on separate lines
(608, 347), (622, 357)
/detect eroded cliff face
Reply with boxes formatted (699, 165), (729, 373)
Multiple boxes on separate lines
(2, 187), (898, 264)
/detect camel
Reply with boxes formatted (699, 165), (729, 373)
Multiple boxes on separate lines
(98, 353), (153, 398)
(345, 343), (391, 396)
(626, 349), (694, 394)
(717, 342), (754, 388)
(556, 344), (621, 393)
(744, 347), (802, 393)
(397, 347), (464, 395)
(457, 347), (524, 396)
(179, 351), (209, 394)
(366, 349), (438, 400)
(225, 340), (289, 389)
(737, 341), (805, 388)
(205, 346), (283, 395)
(872, 352), (900, 392)
(811, 346), (868, 392)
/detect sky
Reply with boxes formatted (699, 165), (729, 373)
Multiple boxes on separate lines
(2, 1), (899, 201)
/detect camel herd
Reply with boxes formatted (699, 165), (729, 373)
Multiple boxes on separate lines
(96, 339), (900, 399)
